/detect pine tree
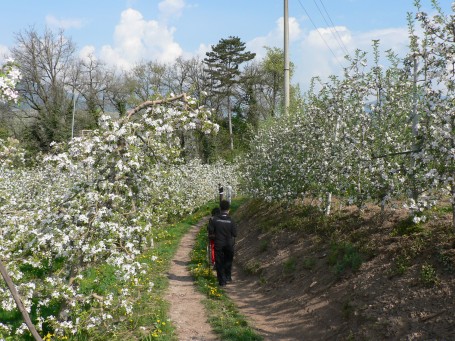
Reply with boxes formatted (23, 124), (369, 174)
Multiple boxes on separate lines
(204, 36), (255, 150)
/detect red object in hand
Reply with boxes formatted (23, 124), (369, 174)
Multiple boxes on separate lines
(210, 240), (215, 264)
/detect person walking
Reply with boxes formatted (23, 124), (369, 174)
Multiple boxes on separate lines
(208, 200), (237, 286)
(225, 182), (233, 204)
(218, 183), (224, 204)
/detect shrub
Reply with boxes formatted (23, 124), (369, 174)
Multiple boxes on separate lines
(420, 263), (439, 287)
(328, 242), (362, 276)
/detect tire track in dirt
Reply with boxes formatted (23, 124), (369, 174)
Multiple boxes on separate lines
(165, 219), (219, 341)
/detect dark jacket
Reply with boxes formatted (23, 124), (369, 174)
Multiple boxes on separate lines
(208, 213), (237, 247)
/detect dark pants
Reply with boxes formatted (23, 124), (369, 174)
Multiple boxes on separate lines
(215, 244), (234, 285)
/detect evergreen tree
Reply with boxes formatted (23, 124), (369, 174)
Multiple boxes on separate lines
(203, 36), (255, 150)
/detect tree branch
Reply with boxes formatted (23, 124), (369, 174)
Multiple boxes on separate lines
(0, 259), (43, 341)
(126, 93), (187, 119)
(370, 149), (421, 160)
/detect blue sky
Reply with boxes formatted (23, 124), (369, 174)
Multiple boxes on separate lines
(0, 0), (452, 91)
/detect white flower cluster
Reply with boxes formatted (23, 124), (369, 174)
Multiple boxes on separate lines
(0, 59), (21, 103)
(0, 138), (26, 168)
(242, 5), (455, 220)
(0, 96), (236, 337)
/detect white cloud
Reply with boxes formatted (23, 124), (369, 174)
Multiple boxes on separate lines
(193, 43), (210, 59)
(278, 17), (303, 42)
(291, 26), (408, 89)
(79, 45), (97, 63)
(0, 45), (10, 62)
(253, 21), (408, 90)
(245, 14), (410, 92)
(95, 8), (183, 69)
(158, 0), (185, 19)
(306, 26), (351, 51)
(356, 27), (409, 54)
(295, 25), (409, 90)
(45, 15), (83, 29)
(247, 16), (302, 60)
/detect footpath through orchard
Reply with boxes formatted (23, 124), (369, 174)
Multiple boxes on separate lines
(165, 218), (218, 340)
(165, 216), (302, 341)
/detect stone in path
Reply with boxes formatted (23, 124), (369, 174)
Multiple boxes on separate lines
(165, 219), (219, 341)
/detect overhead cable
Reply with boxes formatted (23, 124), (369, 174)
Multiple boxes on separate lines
(296, 0), (346, 69)
(315, 0), (350, 56)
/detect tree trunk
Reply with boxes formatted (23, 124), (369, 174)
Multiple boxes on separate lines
(228, 95), (233, 150)
(452, 201), (455, 233)
(326, 116), (340, 216)
(325, 192), (332, 216)
(0, 260), (43, 341)
(410, 55), (420, 202)
(451, 182), (455, 232)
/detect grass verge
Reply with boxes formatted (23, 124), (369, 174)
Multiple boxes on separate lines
(86, 203), (216, 341)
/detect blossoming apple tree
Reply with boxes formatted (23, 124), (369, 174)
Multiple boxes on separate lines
(0, 58), (21, 103)
(0, 88), (238, 338)
(242, 1), (454, 226)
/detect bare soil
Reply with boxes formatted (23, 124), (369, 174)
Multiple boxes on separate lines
(228, 199), (455, 340)
(165, 218), (218, 341)
(167, 200), (455, 340)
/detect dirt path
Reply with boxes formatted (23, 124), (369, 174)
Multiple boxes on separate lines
(166, 203), (455, 341)
(223, 266), (307, 341)
(165, 219), (218, 341)
(165, 218), (301, 341)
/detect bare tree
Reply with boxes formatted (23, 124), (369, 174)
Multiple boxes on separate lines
(12, 27), (76, 150)
(128, 60), (167, 103)
(104, 68), (133, 117)
(77, 55), (110, 128)
(163, 57), (200, 95)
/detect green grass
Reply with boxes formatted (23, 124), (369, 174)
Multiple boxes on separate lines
(391, 216), (424, 236)
(437, 251), (454, 273)
(258, 239), (269, 253)
(301, 257), (316, 270)
(66, 206), (214, 341)
(420, 262), (439, 287)
(390, 254), (411, 276)
(243, 260), (262, 275)
(283, 257), (297, 274)
(327, 242), (363, 276)
(188, 198), (263, 341)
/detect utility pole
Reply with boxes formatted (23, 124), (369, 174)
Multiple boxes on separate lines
(284, 0), (290, 115)
(71, 86), (80, 140)
(71, 92), (76, 139)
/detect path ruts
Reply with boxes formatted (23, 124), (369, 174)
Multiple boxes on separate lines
(165, 218), (218, 341)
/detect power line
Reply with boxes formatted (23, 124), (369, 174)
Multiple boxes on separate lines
(296, 0), (345, 69)
(314, 0), (350, 56)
